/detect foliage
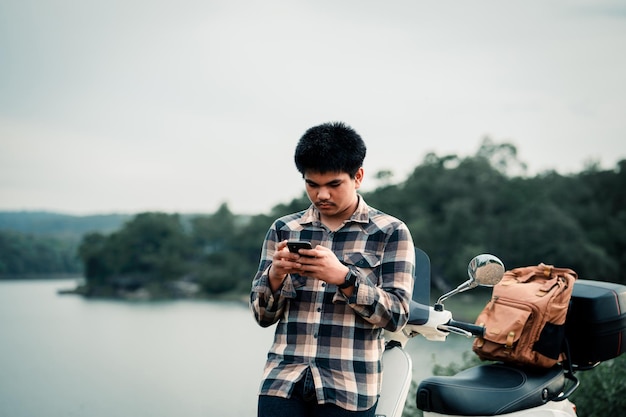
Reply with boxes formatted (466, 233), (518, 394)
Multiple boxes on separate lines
(69, 206), (267, 297)
(2, 140), (625, 294)
(76, 212), (197, 295)
(569, 355), (626, 417)
(366, 140), (625, 289)
(0, 230), (82, 275)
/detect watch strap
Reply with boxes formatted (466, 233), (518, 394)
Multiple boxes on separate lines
(338, 268), (357, 289)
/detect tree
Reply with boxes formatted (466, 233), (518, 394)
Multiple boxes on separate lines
(0, 230), (81, 275)
(475, 136), (527, 177)
(77, 232), (111, 284)
(77, 213), (194, 290)
(113, 212), (193, 280)
(191, 202), (236, 253)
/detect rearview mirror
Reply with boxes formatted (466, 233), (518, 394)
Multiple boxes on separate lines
(468, 254), (505, 287)
(435, 254), (505, 310)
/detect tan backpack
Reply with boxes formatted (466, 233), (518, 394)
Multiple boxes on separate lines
(472, 263), (577, 368)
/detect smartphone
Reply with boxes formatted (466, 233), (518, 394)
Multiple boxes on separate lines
(287, 240), (313, 255)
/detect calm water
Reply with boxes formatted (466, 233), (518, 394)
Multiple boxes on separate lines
(0, 279), (472, 417)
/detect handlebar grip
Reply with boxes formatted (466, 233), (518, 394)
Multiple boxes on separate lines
(447, 320), (485, 337)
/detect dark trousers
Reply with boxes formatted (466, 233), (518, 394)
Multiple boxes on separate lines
(257, 368), (378, 417)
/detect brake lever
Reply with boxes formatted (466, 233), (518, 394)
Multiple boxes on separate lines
(437, 324), (473, 338)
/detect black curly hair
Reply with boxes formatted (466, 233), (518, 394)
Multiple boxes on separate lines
(294, 121), (367, 178)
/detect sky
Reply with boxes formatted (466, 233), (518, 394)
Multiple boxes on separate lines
(1, 0), (625, 216)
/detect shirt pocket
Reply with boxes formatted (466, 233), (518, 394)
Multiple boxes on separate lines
(342, 252), (382, 284)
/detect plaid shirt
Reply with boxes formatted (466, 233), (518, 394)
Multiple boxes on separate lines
(250, 196), (415, 411)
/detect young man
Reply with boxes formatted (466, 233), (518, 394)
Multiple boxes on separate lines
(250, 121), (415, 417)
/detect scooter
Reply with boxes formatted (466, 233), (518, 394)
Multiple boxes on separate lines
(376, 249), (626, 417)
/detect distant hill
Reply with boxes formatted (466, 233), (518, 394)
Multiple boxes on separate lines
(0, 211), (132, 239)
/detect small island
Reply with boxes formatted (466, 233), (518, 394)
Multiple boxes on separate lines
(65, 207), (264, 302)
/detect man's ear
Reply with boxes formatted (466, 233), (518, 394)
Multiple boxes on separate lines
(354, 167), (364, 189)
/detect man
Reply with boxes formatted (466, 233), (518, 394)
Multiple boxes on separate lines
(250, 121), (415, 417)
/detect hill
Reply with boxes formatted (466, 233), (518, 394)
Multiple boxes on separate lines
(0, 211), (132, 239)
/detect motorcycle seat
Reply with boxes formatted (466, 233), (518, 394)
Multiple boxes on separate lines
(416, 362), (565, 415)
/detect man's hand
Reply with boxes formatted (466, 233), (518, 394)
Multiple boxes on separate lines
(296, 245), (351, 289)
(269, 241), (352, 294)
(268, 240), (304, 291)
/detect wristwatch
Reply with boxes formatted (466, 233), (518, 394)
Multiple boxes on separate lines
(338, 267), (357, 289)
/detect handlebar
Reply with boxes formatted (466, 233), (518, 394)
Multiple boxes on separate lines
(389, 306), (486, 344)
(439, 319), (485, 338)
(407, 302), (485, 338)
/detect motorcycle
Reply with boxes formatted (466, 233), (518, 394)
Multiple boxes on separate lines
(376, 249), (626, 417)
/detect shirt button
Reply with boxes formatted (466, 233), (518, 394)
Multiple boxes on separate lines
(317, 307), (321, 312)
(321, 283), (326, 287)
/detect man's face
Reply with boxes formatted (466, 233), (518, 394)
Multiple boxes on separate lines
(303, 169), (363, 221)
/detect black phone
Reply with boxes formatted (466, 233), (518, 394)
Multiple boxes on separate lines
(287, 240), (313, 255)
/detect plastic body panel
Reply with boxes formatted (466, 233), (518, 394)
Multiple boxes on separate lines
(377, 344), (413, 417)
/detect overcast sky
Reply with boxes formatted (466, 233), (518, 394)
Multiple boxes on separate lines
(1, 0), (625, 216)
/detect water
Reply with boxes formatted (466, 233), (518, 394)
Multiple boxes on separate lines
(0, 279), (472, 416)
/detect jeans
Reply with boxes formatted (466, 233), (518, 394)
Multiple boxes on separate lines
(257, 368), (378, 417)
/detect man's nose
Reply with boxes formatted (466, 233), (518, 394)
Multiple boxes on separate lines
(317, 187), (331, 200)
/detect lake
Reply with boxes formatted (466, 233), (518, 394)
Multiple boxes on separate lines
(0, 279), (473, 417)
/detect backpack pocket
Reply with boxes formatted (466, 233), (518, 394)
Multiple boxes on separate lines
(475, 298), (533, 352)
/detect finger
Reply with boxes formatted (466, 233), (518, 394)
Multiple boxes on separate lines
(299, 248), (316, 258)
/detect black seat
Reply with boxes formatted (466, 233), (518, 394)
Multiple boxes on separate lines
(416, 363), (566, 415)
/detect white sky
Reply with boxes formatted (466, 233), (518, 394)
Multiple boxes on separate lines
(1, 0), (625, 216)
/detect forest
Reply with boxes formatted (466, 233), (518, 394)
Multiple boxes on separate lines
(1, 139), (624, 300)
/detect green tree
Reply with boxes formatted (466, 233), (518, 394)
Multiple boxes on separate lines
(113, 212), (193, 280)
(190, 203), (248, 293)
(77, 232), (111, 284)
(475, 136), (527, 177)
(374, 151), (509, 288)
(77, 212), (193, 291)
(191, 202), (236, 252)
(0, 230), (81, 275)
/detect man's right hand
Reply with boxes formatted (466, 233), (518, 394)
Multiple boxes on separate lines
(268, 240), (303, 291)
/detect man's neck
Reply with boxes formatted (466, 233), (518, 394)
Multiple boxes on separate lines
(320, 195), (359, 231)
